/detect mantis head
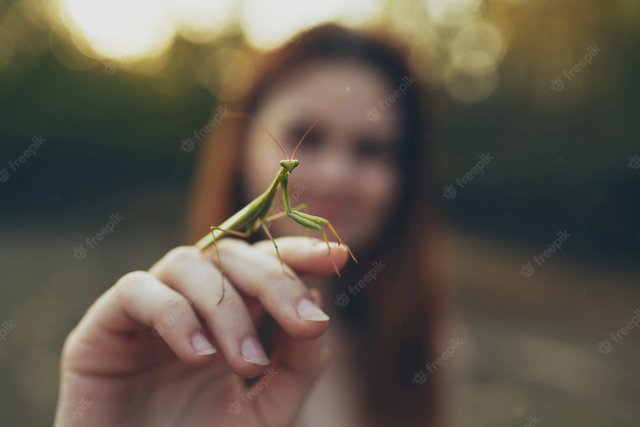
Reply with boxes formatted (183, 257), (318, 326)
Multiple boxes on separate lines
(280, 159), (299, 173)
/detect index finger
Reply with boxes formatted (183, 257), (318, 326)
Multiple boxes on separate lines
(201, 236), (350, 276)
(252, 236), (350, 275)
(200, 237), (349, 340)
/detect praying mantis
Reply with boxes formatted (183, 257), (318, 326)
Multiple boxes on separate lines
(194, 87), (357, 304)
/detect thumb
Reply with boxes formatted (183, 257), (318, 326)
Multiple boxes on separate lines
(251, 290), (330, 426)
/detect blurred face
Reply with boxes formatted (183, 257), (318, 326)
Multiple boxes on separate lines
(241, 61), (403, 251)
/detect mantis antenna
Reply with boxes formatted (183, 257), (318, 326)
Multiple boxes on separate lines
(291, 86), (351, 159)
(225, 111), (289, 159)
(226, 86), (350, 160)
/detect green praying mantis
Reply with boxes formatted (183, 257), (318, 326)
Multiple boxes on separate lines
(194, 87), (357, 304)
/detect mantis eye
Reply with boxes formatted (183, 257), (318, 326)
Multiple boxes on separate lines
(279, 159), (299, 172)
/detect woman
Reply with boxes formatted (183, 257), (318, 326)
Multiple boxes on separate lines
(54, 24), (456, 427)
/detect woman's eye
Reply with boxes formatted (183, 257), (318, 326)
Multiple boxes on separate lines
(284, 123), (323, 152)
(354, 138), (393, 163)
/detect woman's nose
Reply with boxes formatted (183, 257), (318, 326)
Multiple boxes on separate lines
(306, 142), (353, 190)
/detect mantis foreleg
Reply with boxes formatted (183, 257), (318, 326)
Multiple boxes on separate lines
(264, 203), (308, 223)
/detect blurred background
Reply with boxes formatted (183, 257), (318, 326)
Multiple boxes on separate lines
(0, 0), (638, 425)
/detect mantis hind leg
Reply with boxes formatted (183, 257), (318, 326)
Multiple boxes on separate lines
(257, 219), (295, 280)
(290, 210), (358, 264)
(324, 221), (357, 263)
(209, 226), (251, 305)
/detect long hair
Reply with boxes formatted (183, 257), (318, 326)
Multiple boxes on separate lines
(187, 24), (454, 427)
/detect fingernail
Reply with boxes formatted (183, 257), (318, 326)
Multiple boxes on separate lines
(191, 331), (217, 356)
(313, 240), (340, 249)
(297, 297), (330, 321)
(241, 336), (270, 366)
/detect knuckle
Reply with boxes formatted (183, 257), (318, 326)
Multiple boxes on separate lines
(262, 261), (284, 280)
(255, 280), (287, 305)
(160, 295), (190, 316)
(217, 237), (250, 253)
(253, 238), (290, 255)
(253, 239), (275, 251)
(165, 246), (201, 264)
(60, 327), (81, 365)
(247, 254), (302, 301)
(113, 270), (151, 303)
(155, 296), (191, 330)
(202, 288), (242, 319)
(281, 262), (296, 278)
(254, 264), (284, 299)
(116, 270), (150, 290)
(267, 259), (297, 284)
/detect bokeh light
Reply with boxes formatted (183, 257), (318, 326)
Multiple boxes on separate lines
(449, 21), (506, 76)
(166, 0), (237, 43)
(50, 0), (511, 102)
(425, 0), (484, 27)
(58, 0), (176, 61)
(240, 0), (384, 49)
